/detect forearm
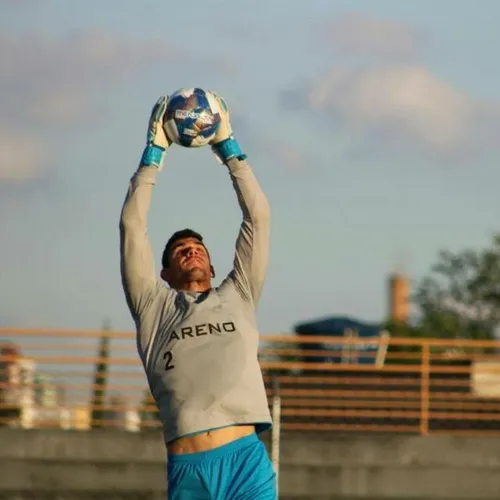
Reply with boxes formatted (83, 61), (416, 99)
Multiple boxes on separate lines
(226, 157), (270, 223)
(226, 157), (270, 304)
(119, 165), (159, 315)
(120, 166), (158, 228)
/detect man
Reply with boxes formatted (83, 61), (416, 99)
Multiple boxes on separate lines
(119, 94), (276, 499)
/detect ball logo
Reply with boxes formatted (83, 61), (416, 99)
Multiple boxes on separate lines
(175, 109), (213, 125)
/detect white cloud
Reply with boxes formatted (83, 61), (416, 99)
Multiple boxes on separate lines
(266, 143), (307, 171)
(323, 11), (424, 60)
(0, 30), (179, 182)
(288, 65), (500, 158)
(0, 129), (49, 181)
(0, 30), (178, 125)
(229, 113), (309, 171)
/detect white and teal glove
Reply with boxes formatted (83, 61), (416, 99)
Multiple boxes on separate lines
(209, 92), (247, 164)
(140, 95), (171, 170)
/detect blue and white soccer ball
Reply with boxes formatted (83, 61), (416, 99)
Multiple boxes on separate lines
(163, 88), (222, 148)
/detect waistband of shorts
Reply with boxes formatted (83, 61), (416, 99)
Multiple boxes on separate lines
(167, 432), (259, 464)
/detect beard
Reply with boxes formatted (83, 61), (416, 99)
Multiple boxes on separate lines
(181, 265), (209, 282)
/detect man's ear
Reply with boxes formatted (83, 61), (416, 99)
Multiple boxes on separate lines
(160, 268), (170, 283)
(210, 265), (215, 278)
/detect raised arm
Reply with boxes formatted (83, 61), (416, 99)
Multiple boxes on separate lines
(120, 96), (171, 319)
(208, 92), (271, 306)
(120, 166), (160, 318)
(225, 157), (270, 305)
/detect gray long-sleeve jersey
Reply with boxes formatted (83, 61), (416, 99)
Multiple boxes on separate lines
(119, 157), (272, 443)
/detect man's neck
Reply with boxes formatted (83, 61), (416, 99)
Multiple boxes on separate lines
(177, 280), (212, 293)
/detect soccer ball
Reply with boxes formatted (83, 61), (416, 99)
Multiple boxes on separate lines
(163, 88), (222, 148)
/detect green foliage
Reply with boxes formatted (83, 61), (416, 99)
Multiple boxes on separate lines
(139, 389), (161, 431)
(91, 319), (111, 429)
(413, 234), (500, 340)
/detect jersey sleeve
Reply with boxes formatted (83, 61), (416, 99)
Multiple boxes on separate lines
(119, 166), (162, 319)
(222, 157), (271, 306)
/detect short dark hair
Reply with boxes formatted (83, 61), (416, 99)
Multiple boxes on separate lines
(161, 229), (206, 269)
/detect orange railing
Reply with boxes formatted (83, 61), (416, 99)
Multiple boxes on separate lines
(2, 328), (500, 436)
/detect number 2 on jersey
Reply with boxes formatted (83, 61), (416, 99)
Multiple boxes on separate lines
(163, 350), (175, 371)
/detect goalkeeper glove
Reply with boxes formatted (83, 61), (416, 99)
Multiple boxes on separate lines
(140, 95), (171, 170)
(209, 92), (247, 164)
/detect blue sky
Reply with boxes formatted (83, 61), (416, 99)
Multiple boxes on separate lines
(1, 0), (500, 336)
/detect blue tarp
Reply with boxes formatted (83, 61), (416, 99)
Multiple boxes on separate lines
(294, 316), (381, 337)
(294, 316), (384, 365)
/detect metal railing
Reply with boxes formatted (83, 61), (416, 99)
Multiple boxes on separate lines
(1, 328), (500, 436)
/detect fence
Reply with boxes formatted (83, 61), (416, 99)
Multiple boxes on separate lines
(2, 327), (500, 436)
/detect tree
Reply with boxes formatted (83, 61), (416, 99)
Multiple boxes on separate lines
(91, 319), (111, 428)
(139, 389), (161, 431)
(105, 393), (127, 429)
(413, 233), (500, 340)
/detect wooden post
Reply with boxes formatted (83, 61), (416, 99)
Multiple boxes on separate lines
(420, 342), (430, 436)
(271, 376), (281, 495)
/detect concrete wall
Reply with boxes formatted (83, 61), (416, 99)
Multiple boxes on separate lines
(1, 429), (500, 499)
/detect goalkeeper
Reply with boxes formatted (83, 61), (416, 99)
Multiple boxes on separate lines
(119, 94), (276, 499)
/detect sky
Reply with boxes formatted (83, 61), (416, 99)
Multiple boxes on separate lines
(1, 0), (500, 337)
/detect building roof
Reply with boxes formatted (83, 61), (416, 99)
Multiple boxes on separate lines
(294, 315), (382, 338)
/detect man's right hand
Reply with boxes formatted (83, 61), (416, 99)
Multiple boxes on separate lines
(140, 95), (171, 170)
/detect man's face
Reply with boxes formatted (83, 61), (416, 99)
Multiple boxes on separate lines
(164, 237), (212, 283)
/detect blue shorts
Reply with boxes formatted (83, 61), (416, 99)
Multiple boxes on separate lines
(167, 432), (277, 499)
